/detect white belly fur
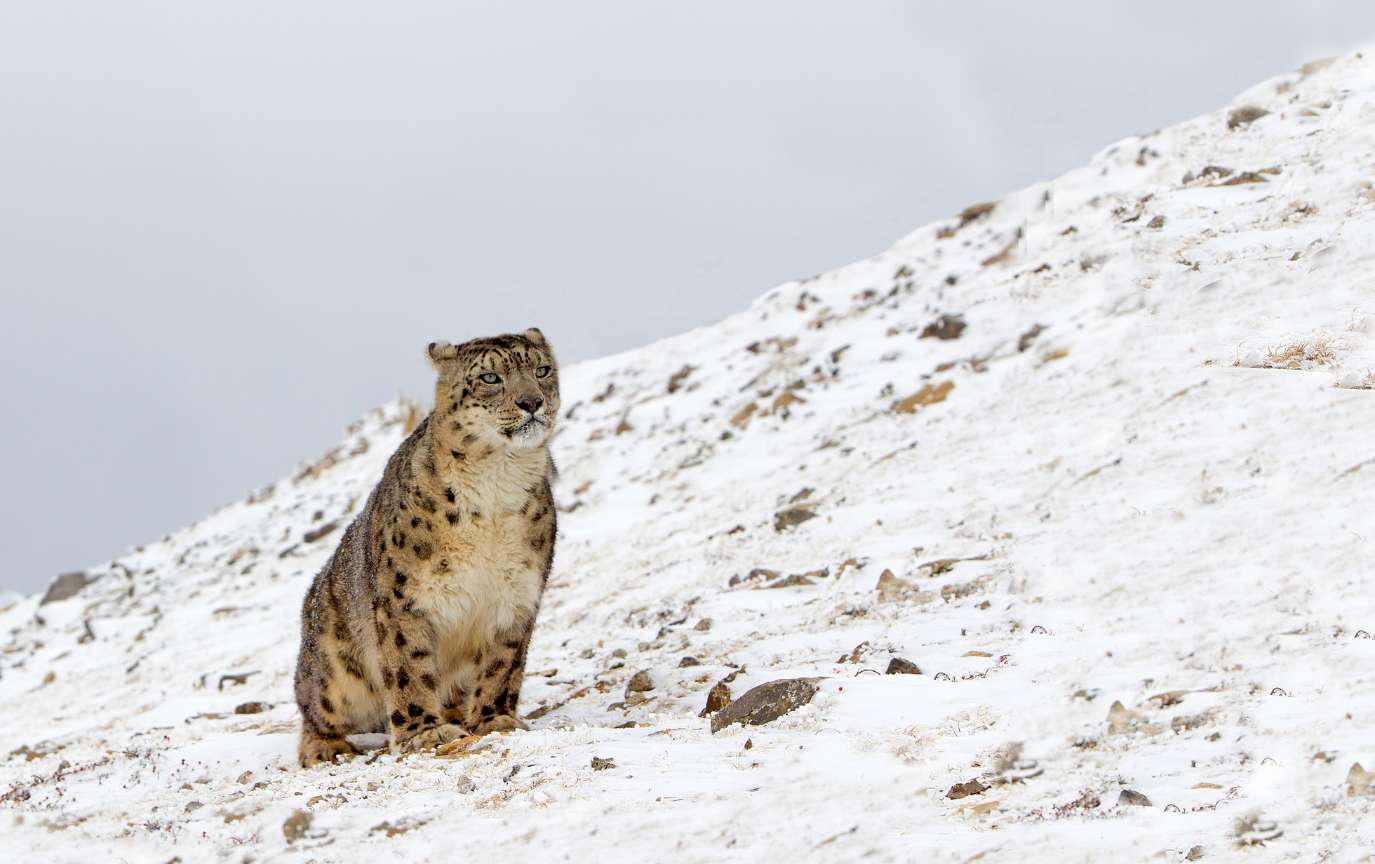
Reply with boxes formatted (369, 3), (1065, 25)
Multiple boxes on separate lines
(407, 512), (544, 660)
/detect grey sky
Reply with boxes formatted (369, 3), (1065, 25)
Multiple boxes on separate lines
(3, 1), (1371, 593)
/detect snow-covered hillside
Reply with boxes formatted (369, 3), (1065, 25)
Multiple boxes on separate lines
(5, 52), (1375, 863)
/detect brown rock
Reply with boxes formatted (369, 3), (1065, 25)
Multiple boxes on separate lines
(893, 380), (954, 414)
(1117, 789), (1152, 807)
(920, 314), (967, 341)
(590, 756), (615, 771)
(234, 702), (267, 715)
(302, 521), (338, 544)
(699, 680), (733, 717)
(625, 671), (654, 695)
(946, 778), (989, 800)
(773, 506), (817, 532)
(885, 658), (921, 675)
(41, 572), (92, 605)
(282, 809), (312, 843)
(1227, 105), (1270, 130)
(710, 678), (821, 733)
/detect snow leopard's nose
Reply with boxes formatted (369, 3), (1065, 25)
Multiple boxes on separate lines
(516, 395), (544, 415)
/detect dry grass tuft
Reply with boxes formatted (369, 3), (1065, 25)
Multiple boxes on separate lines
(1251, 334), (1337, 370)
(1237, 332), (1331, 368)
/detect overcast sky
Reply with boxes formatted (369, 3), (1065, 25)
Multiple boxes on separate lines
(3, 1), (1371, 593)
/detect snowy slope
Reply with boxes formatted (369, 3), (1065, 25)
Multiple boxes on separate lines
(5, 52), (1375, 863)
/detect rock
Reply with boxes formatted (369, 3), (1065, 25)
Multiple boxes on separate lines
(710, 678), (821, 733)
(699, 680), (733, 717)
(1017, 323), (1046, 353)
(893, 380), (954, 414)
(1184, 846), (1204, 861)
(235, 771), (253, 785)
(666, 365), (694, 394)
(744, 738), (753, 750)
(1106, 700), (1142, 734)
(234, 702), (268, 715)
(1227, 105), (1270, 130)
(455, 775), (477, 793)
(885, 658), (921, 675)
(1116, 789), (1152, 807)
(694, 618), (712, 632)
(625, 671), (654, 695)
(282, 809), (312, 844)
(773, 507), (817, 532)
(1147, 215), (1165, 229)
(185, 800), (203, 813)
(678, 656), (700, 667)
(761, 571), (821, 589)
(946, 779), (989, 800)
(590, 756), (615, 771)
(920, 314), (967, 340)
(1348, 762), (1374, 797)
(40, 572), (91, 605)
(302, 521), (338, 544)
(875, 569), (910, 603)
(732, 568), (778, 587)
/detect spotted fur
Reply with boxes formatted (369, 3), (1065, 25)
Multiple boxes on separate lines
(293, 329), (559, 767)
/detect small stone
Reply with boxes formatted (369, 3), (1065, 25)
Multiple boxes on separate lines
(1106, 700), (1141, 734)
(678, 656), (700, 667)
(920, 314), (967, 341)
(875, 569), (910, 603)
(885, 658), (921, 675)
(694, 619), (712, 632)
(590, 756), (615, 771)
(1116, 789), (1152, 807)
(40, 572), (92, 605)
(282, 809), (312, 843)
(946, 779), (989, 800)
(625, 671), (654, 695)
(455, 775), (477, 793)
(744, 738), (753, 750)
(710, 678), (821, 733)
(1347, 762), (1375, 797)
(699, 680), (733, 717)
(1184, 846), (1204, 861)
(1147, 215), (1165, 229)
(234, 702), (267, 715)
(1227, 105), (1270, 130)
(236, 770), (253, 785)
(610, 648), (627, 659)
(773, 506), (817, 532)
(185, 800), (203, 813)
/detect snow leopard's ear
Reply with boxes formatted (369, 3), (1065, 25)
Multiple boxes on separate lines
(523, 327), (546, 346)
(427, 340), (460, 369)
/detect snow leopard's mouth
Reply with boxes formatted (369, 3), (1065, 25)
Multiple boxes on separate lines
(504, 416), (547, 440)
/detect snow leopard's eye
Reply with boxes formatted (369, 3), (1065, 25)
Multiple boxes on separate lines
(479, 372), (501, 385)
(535, 365), (551, 379)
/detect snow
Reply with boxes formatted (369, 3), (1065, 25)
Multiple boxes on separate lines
(4, 50), (1375, 863)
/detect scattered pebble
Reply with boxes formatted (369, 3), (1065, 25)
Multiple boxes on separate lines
(947, 779), (989, 800)
(885, 658), (921, 675)
(591, 756), (615, 771)
(282, 809), (312, 844)
(625, 671), (654, 695)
